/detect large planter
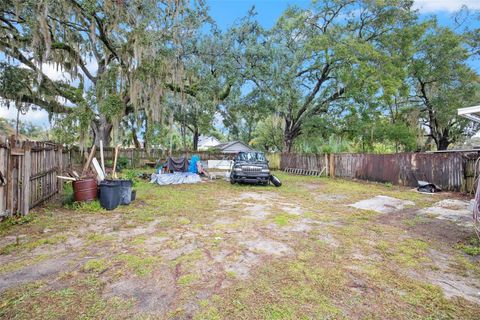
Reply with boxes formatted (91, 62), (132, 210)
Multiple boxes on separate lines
(72, 179), (97, 202)
(99, 180), (122, 210)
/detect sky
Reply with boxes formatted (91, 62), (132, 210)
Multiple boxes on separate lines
(1, 0), (479, 128)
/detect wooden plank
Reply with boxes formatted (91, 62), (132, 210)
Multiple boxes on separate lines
(100, 140), (105, 173)
(81, 146), (96, 178)
(22, 144), (31, 215)
(10, 148), (25, 156)
(92, 158), (105, 181)
(57, 146), (63, 193)
(6, 136), (14, 215)
(0, 136), (5, 213)
(329, 153), (335, 178)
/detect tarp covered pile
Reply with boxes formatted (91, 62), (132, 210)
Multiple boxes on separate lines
(150, 156), (202, 186)
(150, 171), (201, 185)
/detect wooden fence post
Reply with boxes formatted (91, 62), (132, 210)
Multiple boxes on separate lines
(6, 135), (15, 216)
(57, 145), (63, 194)
(21, 142), (31, 215)
(329, 153), (335, 178)
(325, 154), (329, 177)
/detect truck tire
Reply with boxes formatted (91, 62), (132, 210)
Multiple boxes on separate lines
(270, 175), (282, 187)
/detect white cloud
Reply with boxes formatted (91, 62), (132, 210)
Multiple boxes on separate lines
(40, 63), (72, 82)
(414, 0), (480, 12)
(0, 106), (51, 128)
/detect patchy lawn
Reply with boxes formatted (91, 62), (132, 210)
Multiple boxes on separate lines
(1, 172), (479, 319)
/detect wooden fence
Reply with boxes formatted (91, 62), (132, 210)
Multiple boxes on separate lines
(4, 137), (479, 216)
(280, 152), (480, 193)
(1, 136), (64, 216)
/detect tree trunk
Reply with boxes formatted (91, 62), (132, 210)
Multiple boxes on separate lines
(131, 127), (141, 149)
(192, 126), (199, 151)
(437, 136), (450, 150)
(91, 116), (112, 147)
(283, 117), (301, 153)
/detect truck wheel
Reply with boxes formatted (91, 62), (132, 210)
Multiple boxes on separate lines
(230, 178), (235, 184)
(270, 175), (282, 187)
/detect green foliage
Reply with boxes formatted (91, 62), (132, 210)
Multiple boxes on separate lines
(83, 259), (109, 273)
(456, 237), (480, 256)
(116, 253), (157, 277)
(116, 156), (129, 170)
(410, 22), (480, 150)
(99, 94), (123, 120)
(251, 116), (284, 152)
(1, 0), (479, 154)
(67, 201), (103, 213)
(122, 170), (139, 188)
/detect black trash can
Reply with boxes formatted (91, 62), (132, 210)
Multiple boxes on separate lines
(99, 180), (122, 210)
(118, 179), (133, 205)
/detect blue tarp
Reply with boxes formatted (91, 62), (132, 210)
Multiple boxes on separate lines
(188, 155), (199, 173)
(150, 172), (201, 185)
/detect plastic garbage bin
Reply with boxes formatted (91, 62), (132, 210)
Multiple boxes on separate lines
(118, 179), (133, 205)
(99, 180), (122, 210)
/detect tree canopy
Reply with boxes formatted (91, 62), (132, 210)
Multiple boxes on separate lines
(1, 0), (479, 152)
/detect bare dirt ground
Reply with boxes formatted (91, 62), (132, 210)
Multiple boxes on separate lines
(1, 172), (479, 319)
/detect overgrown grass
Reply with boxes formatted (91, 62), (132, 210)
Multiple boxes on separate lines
(1, 171), (479, 319)
(0, 234), (67, 255)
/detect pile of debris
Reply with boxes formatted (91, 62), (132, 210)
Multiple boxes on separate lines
(58, 142), (135, 210)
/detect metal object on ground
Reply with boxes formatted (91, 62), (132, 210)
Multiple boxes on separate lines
(73, 179), (98, 202)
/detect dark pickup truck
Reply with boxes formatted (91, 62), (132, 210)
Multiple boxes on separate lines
(230, 151), (281, 187)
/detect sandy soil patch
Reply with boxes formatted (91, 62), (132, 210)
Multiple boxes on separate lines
(349, 195), (415, 213)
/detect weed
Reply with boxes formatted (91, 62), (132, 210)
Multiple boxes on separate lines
(0, 215), (35, 236)
(376, 238), (430, 268)
(116, 253), (157, 276)
(68, 200), (103, 213)
(404, 215), (428, 227)
(0, 234), (67, 255)
(273, 213), (297, 226)
(0, 254), (49, 274)
(178, 274), (199, 286)
(85, 233), (116, 243)
(456, 237), (480, 256)
(83, 259), (109, 273)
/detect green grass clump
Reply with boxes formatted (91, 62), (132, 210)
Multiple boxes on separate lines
(456, 237), (480, 256)
(0, 215), (35, 236)
(85, 233), (116, 243)
(0, 254), (49, 274)
(83, 258), (109, 273)
(273, 213), (297, 226)
(178, 274), (199, 286)
(376, 238), (430, 268)
(116, 253), (157, 276)
(68, 200), (103, 213)
(0, 234), (67, 255)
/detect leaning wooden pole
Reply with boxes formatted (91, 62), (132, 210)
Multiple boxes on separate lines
(100, 140), (105, 174)
(112, 144), (120, 179)
(81, 146), (96, 178)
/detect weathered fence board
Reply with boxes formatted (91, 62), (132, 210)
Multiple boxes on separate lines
(281, 152), (480, 193)
(281, 153), (328, 176)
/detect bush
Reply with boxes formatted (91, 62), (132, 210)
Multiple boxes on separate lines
(116, 156), (129, 170)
